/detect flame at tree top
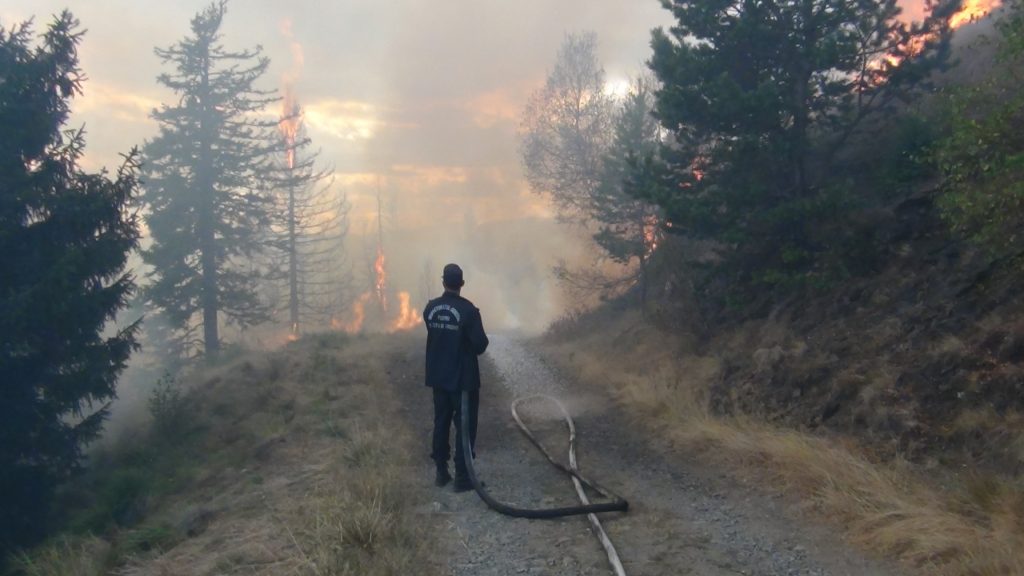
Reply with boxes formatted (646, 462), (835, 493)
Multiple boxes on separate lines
(278, 17), (304, 172)
(279, 92), (302, 170)
(950, 0), (1001, 27)
(374, 245), (387, 313)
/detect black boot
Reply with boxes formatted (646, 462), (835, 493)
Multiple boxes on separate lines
(452, 475), (473, 492)
(434, 461), (452, 487)
(453, 462), (472, 492)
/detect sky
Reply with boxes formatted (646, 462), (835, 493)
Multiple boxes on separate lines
(4, 0), (678, 331)
(4, 0), (981, 332)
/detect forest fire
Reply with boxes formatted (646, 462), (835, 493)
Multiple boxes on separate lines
(332, 214), (420, 334)
(279, 94), (300, 171)
(391, 291), (421, 331)
(279, 18), (303, 172)
(643, 214), (660, 257)
(334, 287), (421, 334)
(333, 292), (371, 333)
(951, 0), (1001, 27)
(374, 246), (388, 312)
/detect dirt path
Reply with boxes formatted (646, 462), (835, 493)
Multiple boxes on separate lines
(394, 334), (902, 576)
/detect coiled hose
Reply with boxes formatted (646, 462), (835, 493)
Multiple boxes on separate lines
(460, 391), (629, 575)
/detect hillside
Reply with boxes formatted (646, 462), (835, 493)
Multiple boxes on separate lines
(11, 334), (444, 576)
(537, 188), (1024, 574)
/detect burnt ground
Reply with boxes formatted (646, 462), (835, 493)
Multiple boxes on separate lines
(391, 333), (902, 576)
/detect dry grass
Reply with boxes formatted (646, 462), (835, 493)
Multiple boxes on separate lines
(543, 310), (1024, 576)
(285, 422), (435, 576)
(9, 537), (110, 576)
(13, 333), (441, 576)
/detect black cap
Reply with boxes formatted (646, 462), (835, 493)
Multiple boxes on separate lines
(442, 263), (464, 288)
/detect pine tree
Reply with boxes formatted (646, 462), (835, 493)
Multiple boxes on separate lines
(592, 78), (663, 303)
(936, 0), (1024, 259)
(522, 35), (663, 301)
(142, 1), (277, 357)
(270, 100), (351, 336)
(645, 0), (960, 292)
(0, 12), (140, 548)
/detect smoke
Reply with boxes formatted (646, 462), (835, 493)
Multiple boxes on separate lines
(5, 0), (674, 335)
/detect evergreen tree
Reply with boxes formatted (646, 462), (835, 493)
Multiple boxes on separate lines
(592, 78), (663, 303)
(936, 0), (1024, 258)
(645, 0), (959, 292)
(142, 1), (277, 357)
(0, 12), (140, 549)
(270, 101), (350, 336)
(523, 34), (663, 301)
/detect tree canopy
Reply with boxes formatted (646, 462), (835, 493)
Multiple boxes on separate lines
(936, 0), (1024, 258)
(644, 0), (960, 293)
(0, 12), (140, 549)
(521, 34), (663, 302)
(142, 0), (278, 357)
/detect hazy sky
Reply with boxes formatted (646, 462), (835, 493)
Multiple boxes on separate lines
(4, 0), (955, 330)
(4, 0), (670, 215)
(3, 0), (678, 329)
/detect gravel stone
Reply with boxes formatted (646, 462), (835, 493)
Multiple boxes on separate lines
(396, 334), (904, 576)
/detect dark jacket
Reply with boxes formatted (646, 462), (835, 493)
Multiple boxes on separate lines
(423, 291), (489, 391)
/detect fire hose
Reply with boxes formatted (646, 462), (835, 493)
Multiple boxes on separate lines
(460, 391), (629, 576)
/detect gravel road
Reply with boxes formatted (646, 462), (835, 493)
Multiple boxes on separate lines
(394, 333), (903, 576)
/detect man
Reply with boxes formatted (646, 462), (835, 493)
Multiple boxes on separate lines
(423, 263), (489, 492)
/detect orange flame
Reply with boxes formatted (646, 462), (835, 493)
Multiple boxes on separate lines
(390, 291), (421, 331)
(642, 214), (660, 257)
(374, 246), (388, 312)
(951, 0), (1000, 27)
(333, 290), (421, 334)
(278, 17), (304, 170)
(334, 292), (371, 333)
(279, 93), (301, 170)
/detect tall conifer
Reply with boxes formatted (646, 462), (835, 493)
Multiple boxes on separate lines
(0, 12), (140, 548)
(142, 1), (277, 356)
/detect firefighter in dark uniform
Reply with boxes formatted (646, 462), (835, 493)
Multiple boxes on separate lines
(423, 263), (489, 492)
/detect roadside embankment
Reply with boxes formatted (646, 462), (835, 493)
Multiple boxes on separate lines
(537, 309), (1024, 576)
(10, 334), (443, 576)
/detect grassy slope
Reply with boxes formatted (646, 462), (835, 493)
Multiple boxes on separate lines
(10, 334), (442, 576)
(538, 308), (1024, 576)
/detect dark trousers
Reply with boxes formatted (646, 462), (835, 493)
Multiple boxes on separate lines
(431, 388), (478, 476)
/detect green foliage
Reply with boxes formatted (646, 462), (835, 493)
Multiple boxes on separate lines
(148, 373), (186, 438)
(141, 1), (278, 357)
(9, 536), (109, 576)
(936, 1), (1024, 256)
(594, 79), (662, 265)
(58, 431), (201, 540)
(0, 12), (140, 551)
(881, 113), (946, 187)
(521, 35), (663, 301)
(644, 0), (958, 299)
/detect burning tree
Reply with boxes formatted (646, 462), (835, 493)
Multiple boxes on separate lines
(642, 0), (961, 295)
(142, 1), (278, 357)
(334, 184), (419, 333)
(936, 0), (1024, 258)
(587, 77), (663, 304)
(271, 95), (351, 338)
